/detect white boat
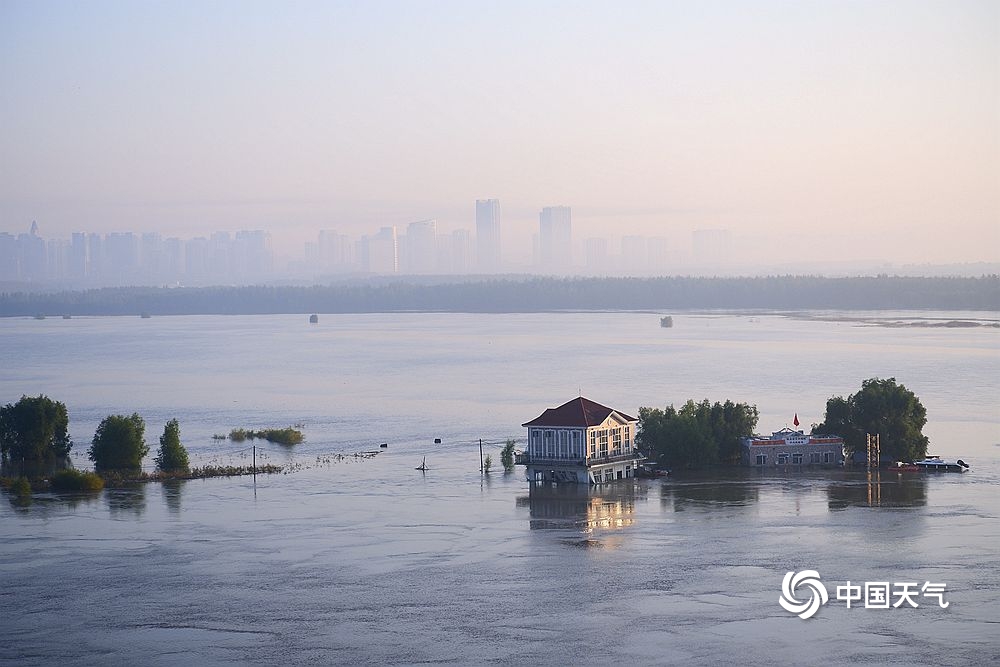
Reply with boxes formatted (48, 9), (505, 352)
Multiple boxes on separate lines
(913, 456), (969, 472)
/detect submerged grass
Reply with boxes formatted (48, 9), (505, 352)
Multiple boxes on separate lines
(229, 427), (303, 445)
(98, 464), (284, 486)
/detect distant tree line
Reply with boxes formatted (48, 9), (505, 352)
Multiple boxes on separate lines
(1, 275), (998, 316)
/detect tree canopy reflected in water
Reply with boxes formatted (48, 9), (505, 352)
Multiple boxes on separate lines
(105, 484), (146, 518)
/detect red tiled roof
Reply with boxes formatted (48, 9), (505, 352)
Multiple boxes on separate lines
(522, 397), (636, 428)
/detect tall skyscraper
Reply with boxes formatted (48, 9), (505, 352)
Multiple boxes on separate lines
(539, 206), (572, 271)
(363, 226), (398, 274)
(405, 220), (437, 274)
(475, 199), (501, 272)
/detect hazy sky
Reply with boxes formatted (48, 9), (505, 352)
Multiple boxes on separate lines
(1, 0), (997, 265)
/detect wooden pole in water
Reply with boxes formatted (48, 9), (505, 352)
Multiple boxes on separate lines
(253, 445), (256, 478)
(480, 438), (484, 473)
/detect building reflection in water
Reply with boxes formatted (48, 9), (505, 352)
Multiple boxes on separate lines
(515, 482), (639, 532)
(826, 471), (928, 509)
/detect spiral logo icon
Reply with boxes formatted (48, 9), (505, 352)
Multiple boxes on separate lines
(779, 570), (828, 619)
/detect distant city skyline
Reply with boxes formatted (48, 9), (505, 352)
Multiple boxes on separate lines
(4, 215), (994, 289)
(1, 1), (996, 269)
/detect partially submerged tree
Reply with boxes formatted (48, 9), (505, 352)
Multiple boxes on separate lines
(816, 378), (929, 462)
(500, 439), (516, 472)
(155, 419), (189, 474)
(88, 413), (148, 473)
(0, 395), (72, 473)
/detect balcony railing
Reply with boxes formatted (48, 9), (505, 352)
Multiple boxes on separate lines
(515, 451), (645, 466)
(515, 453), (585, 466)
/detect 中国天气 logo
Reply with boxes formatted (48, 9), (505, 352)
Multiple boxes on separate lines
(779, 570), (829, 619)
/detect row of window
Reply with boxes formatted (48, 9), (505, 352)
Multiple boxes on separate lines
(755, 452), (837, 466)
(588, 426), (631, 458)
(529, 427), (633, 459)
(592, 465), (633, 483)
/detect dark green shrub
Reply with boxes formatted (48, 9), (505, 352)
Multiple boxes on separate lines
(50, 469), (104, 491)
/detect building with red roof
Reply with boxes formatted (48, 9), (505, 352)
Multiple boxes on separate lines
(519, 397), (643, 484)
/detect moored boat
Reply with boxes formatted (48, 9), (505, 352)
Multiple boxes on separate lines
(913, 456), (969, 472)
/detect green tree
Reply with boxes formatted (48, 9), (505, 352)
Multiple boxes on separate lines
(500, 439), (516, 472)
(154, 419), (189, 473)
(88, 413), (148, 473)
(815, 377), (929, 462)
(636, 399), (758, 469)
(0, 395), (73, 472)
(483, 454), (493, 474)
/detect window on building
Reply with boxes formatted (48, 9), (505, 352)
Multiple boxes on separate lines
(599, 430), (609, 457)
(777, 453), (788, 465)
(612, 429), (622, 456)
(625, 425), (631, 449)
(810, 453), (821, 464)
(792, 453), (803, 465)
(604, 469), (613, 482)
(824, 452), (833, 464)
(756, 454), (766, 466)
(531, 429), (541, 453)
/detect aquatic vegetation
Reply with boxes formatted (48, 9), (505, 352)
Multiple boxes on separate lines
(500, 439), (516, 472)
(228, 427), (304, 445)
(50, 469), (105, 491)
(10, 476), (32, 497)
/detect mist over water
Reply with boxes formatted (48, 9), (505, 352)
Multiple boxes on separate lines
(1, 311), (998, 665)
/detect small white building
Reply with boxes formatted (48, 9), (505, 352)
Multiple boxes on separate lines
(742, 428), (845, 467)
(519, 397), (642, 484)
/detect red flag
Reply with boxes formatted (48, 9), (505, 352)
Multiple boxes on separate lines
(793, 413), (800, 427)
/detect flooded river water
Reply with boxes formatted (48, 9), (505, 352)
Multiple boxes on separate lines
(1, 311), (998, 665)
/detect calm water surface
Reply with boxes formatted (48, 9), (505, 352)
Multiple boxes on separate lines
(1, 312), (998, 665)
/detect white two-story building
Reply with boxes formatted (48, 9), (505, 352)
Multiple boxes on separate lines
(519, 397), (643, 484)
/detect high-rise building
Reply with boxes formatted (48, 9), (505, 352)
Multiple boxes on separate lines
(539, 206), (572, 271)
(363, 226), (398, 274)
(87, 233), (104, 281)
(18, 222), (47, 282)
(315, 230), (353, 273)
(104, 232), (139, 285)
(475, 199), (501, 272)
(404, 220), (437, 274)
(69, 233), (88, 280)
